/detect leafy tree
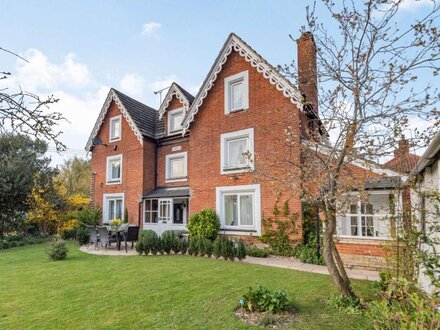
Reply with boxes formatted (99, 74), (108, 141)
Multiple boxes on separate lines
(276, 0), (440, 298)
(56, 157), (90, 197)
(0, 133), (52, 236)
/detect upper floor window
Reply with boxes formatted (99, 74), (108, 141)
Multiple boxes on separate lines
(224, 70), (249, 114)
(109, 115), (121, 142)
(168, 108), (185, 134)
(166, 152), (188, 182)
(106, 154), (122, 184)
(220, 128), (254, 174)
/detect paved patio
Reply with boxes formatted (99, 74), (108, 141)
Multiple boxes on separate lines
(79, 245), (379, 281)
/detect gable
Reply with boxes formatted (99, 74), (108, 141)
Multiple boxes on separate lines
(158, 83), (193, 120)
(85, 89), (157, 150)
(181, 33), (304, 134)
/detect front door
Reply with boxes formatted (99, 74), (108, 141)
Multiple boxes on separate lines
(158, 199), (172, 236)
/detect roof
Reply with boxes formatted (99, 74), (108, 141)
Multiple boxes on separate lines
(408, 129), (440, 180)
(181, 32), (304, 134)
(143, 187), (190, 199)
(384, 153), (421, 174)
(85, 88), (157, 150)
(158, 82), (195, 120)
(112, 89), (157, 139)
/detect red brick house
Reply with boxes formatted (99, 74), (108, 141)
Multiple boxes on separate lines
(86, 32), (408, 269)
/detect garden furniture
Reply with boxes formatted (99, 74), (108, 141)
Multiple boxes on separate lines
(97, 226), (118, 250)
(86, 225), (99, 249)
(119, 225), (139, 253)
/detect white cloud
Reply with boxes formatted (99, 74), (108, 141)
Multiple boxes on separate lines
(399, 0), (434, 10)
(149, 74), (177, 92)
(119, 73), (145, 98)
(12, 49), (92, 92)
(141, 22), (161, 36)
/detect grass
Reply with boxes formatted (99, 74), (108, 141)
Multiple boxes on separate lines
(0, 242), (374, 329)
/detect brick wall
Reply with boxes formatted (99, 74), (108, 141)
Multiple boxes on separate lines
(186, 50), (303, 241)
(90, 101), (155, 225)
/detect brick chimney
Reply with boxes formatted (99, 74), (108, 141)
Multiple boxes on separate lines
(297, 32), (318, 114)
(395, 135), (410, 157)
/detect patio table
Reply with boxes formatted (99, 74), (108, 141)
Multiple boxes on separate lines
(106, 226), (128, 251)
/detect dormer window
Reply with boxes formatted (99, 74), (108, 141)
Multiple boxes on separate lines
(109, 115), (121, 142)
(224, 70), (249, 114)
(168, 108), (185, 135)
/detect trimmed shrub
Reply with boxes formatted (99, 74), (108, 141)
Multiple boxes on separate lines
(47, 237), (68, 261)
(242, 285), (291, 313)
(187, 208), (220, 241)
(213, 237), (222, 259)
(161, 231), (176, 254)
(75, 227), (89, 245)
(220, 237), (235, 261)
(138, 230), (160, 255)
(188, 236), (199, 256)
(197, 237), (213, 257)
(178, 239), (188, 255)
(234, 240), (246, 260)
(246, 245), (270, 258)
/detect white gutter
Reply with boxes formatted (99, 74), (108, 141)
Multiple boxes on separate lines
(408, 129), (440, 181)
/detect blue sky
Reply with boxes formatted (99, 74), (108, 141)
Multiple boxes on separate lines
(0, 0), (435, 164)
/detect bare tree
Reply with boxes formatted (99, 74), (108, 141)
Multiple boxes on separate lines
(0, 47), (66, 150)
(276, 0), (440, 298)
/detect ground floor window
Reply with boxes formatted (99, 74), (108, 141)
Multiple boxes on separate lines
(103, 193), (124, 224)
(143, 198), (188, 225)
(337, 192), (394, 238)
(216, 184), (261, 235)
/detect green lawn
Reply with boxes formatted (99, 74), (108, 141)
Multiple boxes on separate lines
(0, 242), (373, 329)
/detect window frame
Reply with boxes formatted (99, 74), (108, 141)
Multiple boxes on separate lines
(216, 184), (261, 235)
(167, 107), (185, 135)
(109, 115), (122, 142)
(224, 70), (249, 114)
(103, 193), (124, 224)
(165, 152), (188, 183)
(106, 154), (123, 184)
(220, 128), (254, 175)
(143, 199), (159, 224)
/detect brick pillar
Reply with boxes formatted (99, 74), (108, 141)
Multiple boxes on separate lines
(297, 32), (318, 114)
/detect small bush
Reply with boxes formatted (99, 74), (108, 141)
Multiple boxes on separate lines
(161, 231), (178, 254)
(366, 277), (440, 329)
(47, 237), (68, 261)
(234, 240), (246, 260)
(138, 230), (160, 255)
(177, 239), (188, 255)
(292, 238), (324, 265)
(213, 237), (222, 258)
(197, 237), (213, 257)
(246, 245), (270, 258)
(187, 209), (221, 241)
(188, 236), (199, 256)
(242, 285), (291, 313)
(220, 237), (235, 261)
(75, 227), (89, 245)
(9, 241), (17, 248)
(326, 295), (362, 315)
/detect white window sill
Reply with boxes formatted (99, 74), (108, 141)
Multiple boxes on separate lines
(220, 228), (259, 236)
(335, 235), (393, 241)
(109, 138), (121, 143)
(167, 130), (183, 136)
(165, 177), (188, 183)
(221, 166), (252, 175)
(226, 107), (248, 114)
(106, 180), (122, 185)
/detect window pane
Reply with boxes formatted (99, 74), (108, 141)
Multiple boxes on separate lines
(227, 139), (247, 167)
(170, 157), (185, 178)
(112, 120), (120, 139)
(115, 200), (122, 219)
(350, 216), (358, 236)
(231, 82), (243, 110)
(224, 195), (238, 226)
(145, 200), (151, 212)
(109, 200), (115, 221)
(171, 112), (184, 132)
(350, 204), (357, 214)
(111, 160), (121, 179)
(240, 195), (253, 226)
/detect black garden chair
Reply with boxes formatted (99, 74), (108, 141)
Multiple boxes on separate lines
(120, 226), (139, 253)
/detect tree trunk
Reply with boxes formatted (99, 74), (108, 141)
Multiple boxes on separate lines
(323, 207), (357, 299)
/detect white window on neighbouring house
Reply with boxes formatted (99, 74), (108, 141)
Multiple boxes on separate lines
(168, 108), (185, 134)
(165, 152), (188, 182)
(224, 70), (249, 114)
(109, 115), (121, 142)
(336, 192), (394, 238)
(216, 184), (261, 235)
(220, 128), (254, 174)
(103, 193), (124, 224)
(106, 154), (122, 184)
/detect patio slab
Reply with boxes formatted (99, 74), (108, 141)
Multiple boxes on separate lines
(79, 245), (137, 256)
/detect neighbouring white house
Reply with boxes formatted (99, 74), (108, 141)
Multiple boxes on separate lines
(408, 130), (440, 294)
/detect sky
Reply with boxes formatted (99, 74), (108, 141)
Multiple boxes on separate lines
(0, 0), (436, 166)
